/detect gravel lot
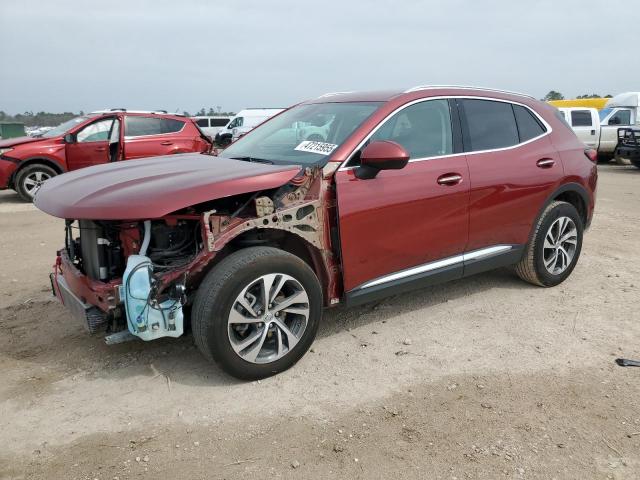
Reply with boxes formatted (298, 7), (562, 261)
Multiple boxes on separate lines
(1, 164), (639, 480)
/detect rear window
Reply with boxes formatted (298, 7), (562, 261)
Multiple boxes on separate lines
(513, 105), (547, 142)
(125, 117), (185, 137)
(570, 110), (593, 127)
(461, 99), (519, 151)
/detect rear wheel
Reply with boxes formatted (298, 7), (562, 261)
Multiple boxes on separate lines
(15, 163), (57, 202)
(192, 247), (322, 380)
(631, 159), (640, 169)
(515, 201), (583, 287)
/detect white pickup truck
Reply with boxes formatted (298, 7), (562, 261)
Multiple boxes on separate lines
(558, 92), (640, 158)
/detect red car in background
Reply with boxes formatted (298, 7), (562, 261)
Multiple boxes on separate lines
(0, 109), (212, 201)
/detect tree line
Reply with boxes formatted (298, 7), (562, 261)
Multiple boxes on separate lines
(542, 91), (613, 101)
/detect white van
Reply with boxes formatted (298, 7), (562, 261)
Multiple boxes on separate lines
(193, 116), (232, 140)
(215, 108), (284, 146)
(557, 107), (600, 149)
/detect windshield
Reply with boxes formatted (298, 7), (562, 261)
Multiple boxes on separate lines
(220, 102), (382, 165)
(41, 116), (90, 138)
(598, 108), (612, 121)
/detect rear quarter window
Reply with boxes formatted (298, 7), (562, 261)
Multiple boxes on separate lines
(461, 99), (519, 151)
(513, 105), (547, 142)
(195, 118), (209, 127)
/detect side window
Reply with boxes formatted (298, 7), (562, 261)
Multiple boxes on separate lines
(513, 105), (547, 142)
(570, 110), (593, 127)
(125, 117), (185, 137)
(77, 118), (114, 143)
(608, 110), (631, 126)
(196, 118), (209, 127)
(369, 99), (453, 159)
(161, 118), (185, 133)
(211, 118), (230, 127)
(461, 99), (519, 151)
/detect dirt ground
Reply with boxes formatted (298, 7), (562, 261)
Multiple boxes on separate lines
(1, 164), (639, 480)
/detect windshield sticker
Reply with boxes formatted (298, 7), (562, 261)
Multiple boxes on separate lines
(294, 140), (338, 155)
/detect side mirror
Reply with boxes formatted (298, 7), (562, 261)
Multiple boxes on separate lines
(355, 140), (410, 179)
(63, 133), (75, 143)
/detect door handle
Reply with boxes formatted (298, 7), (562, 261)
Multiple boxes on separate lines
(590, 130), (596, 135)
(160, 141), (174, 146)
(437, 173), (463, 186)
(95, 147), (106, 152)
(536, 158), (555, 168)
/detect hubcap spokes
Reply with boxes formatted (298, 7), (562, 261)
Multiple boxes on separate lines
(543, 216), (577, 275)
(24, 171), (51, 196)
(228, 273), (309, 364)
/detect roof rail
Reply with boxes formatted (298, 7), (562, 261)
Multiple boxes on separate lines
(318, 91), (354, 98)
(404, 85), (534, 99)
(90, 109), (185, 116)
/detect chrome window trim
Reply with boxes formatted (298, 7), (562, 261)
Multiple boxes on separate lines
(353, 245), (513, 291)
(337, 95), (552, 172)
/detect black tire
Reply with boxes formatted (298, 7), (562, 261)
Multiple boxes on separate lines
(515, 201), (584, 287)
(631, 159), (640, 169)
(192, 246), (322, 380)
(15, 163), (57, 202)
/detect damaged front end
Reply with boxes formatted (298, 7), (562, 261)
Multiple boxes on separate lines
(49, 165), (340, 341)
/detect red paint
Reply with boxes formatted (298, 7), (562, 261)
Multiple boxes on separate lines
(0, 112), (211, 190)
(34, 154), (301, 220)
(336, 156), (470, 291)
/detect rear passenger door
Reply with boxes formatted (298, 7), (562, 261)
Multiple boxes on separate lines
(569, 109), (598, 148)
(123, 116), (188, 159)
(458, 98), (561, 271)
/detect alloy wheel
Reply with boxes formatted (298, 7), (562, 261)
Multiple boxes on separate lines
(23, 170), (52, 197)
(543, 216), (578, 275)
(228, 273), (310, 364)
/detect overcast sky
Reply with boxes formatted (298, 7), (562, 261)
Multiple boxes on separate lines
(1, 0), (638, 115)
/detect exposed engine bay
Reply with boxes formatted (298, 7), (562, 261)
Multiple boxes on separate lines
(56, 166), (340, 342)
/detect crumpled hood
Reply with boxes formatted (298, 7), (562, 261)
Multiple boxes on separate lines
(0, 136), (45, 148)
(35, 153), (301, 220)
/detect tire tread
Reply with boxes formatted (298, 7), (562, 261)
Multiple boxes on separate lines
(515, 200), (566, 286)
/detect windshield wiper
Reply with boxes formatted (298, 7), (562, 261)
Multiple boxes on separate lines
(230, 156), (274, 165)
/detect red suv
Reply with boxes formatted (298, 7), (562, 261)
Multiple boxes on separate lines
(34, 86), (597, 380)
(0, 109), (212, 201)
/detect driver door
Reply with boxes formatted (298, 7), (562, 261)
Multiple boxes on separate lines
(335, 99), (470, 302)
(66, 117), (116, 170)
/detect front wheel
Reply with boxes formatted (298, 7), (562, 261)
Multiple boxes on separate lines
(515, 201), (584, 287)
(15, 164), (57, 202)
(192, 247), (322, 380)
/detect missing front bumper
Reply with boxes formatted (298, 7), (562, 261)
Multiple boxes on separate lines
(50, 273), (107, 334)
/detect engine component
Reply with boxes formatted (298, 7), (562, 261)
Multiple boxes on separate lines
(121, 254), (184, 341)
(76, 220), (124, 282)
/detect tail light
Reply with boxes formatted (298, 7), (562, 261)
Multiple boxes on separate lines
(584, 148), (598, 163)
